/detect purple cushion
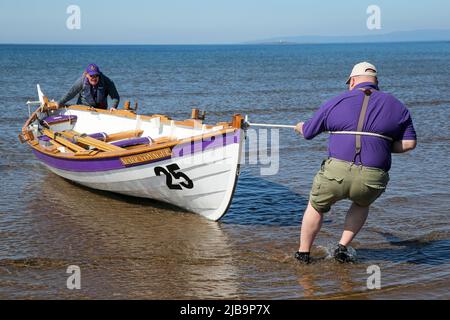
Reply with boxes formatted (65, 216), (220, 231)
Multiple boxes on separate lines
(38, 135), (51, 142)
(43, 115), (77, 126)
(71, 132), (107, 144)
(87, 132), (107, 141)
(39, 131), (151, 149)
(111, 137), (153, 148)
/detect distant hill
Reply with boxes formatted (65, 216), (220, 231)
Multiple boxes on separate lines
(245, 29), (450, 44)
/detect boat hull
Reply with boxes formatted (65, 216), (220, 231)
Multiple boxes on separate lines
(32, 130), (243, 221)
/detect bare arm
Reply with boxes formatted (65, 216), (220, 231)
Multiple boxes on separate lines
(391, 140), (417, 153)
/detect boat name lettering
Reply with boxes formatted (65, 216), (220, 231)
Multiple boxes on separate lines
(120, 148), (172, 165)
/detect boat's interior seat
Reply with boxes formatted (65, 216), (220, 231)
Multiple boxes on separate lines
(111, 137), (153, 148)
(67, 129), (174, 149)
(42, 114), (78, 126)
(38, 127), (179, 154)
(42, 114), (78, 132)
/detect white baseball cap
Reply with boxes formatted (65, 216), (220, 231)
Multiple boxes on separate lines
(346, 62), (378, 84)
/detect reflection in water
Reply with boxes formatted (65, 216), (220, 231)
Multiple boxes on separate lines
(4, 172), (240, 299)
(297, 272), (318, 298)
(296, 265), (361, 299)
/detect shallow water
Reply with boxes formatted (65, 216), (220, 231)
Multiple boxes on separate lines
(0, 43), (449, 299)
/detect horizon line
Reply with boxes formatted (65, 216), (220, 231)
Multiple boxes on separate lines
(2, 28), (450, 46)
(0, 39), (449, 46)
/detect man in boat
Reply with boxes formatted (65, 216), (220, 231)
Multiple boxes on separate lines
(294, 62), (417, 264)
(57, 63), (120, 110)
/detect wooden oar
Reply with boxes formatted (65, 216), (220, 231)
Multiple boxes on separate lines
(60, 130), (124, 152)
(106, 130), (144, 142)
(42, 128), (87, 153)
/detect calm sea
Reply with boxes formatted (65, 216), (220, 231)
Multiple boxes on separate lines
(0, 42), (449, 299)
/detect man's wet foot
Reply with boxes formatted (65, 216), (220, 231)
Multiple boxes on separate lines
(334, 244), (355, 263)
(294, 251), (311, 264)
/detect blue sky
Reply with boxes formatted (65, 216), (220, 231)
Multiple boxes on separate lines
(0, 0), (449, 44)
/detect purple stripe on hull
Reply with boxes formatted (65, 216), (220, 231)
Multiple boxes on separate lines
(172, 130), (240, 158)
(33, 130), (241, 172)
(33, 149), (123, 172)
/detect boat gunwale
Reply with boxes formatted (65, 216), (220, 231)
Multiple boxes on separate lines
(22, 105), (242, 160)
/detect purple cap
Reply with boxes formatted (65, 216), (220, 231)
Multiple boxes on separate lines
(86, 63), (100, 76)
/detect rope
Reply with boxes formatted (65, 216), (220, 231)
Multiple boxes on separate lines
(244, 121), (393, 141)
(245, 121), (296, 129)
(329, 131), (393, 141)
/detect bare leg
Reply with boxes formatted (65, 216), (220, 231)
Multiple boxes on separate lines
(298, 202), (324, 252)
(339, 203), (369, 246)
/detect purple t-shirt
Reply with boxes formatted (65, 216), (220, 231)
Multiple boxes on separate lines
(303, 82), (417, 171)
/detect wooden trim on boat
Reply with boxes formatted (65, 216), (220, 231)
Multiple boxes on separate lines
(66, 105), (217, 129)
(23, 104), (241, 160)
(119, 147), (172, 166)
(21, 110), (38, 135)
(21, 129), (35, 142)
(30, 127), (237, 159)
(48, 140), (64, 153)
(106, 130), (144, 142)
(191, 108), (200, 119)
(232, 114), (243, 129)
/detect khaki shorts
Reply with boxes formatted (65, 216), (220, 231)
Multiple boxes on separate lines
(309, 158), (390, 213)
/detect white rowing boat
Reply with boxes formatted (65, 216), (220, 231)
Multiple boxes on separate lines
(20, 86), (245, 221)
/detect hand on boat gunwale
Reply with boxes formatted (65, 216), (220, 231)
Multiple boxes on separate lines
(295, 122), (304, 135)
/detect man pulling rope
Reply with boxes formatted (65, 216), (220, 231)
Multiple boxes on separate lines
(294, 62), (417, 263)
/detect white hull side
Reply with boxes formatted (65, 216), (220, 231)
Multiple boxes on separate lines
(41, 143), (242, 221)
